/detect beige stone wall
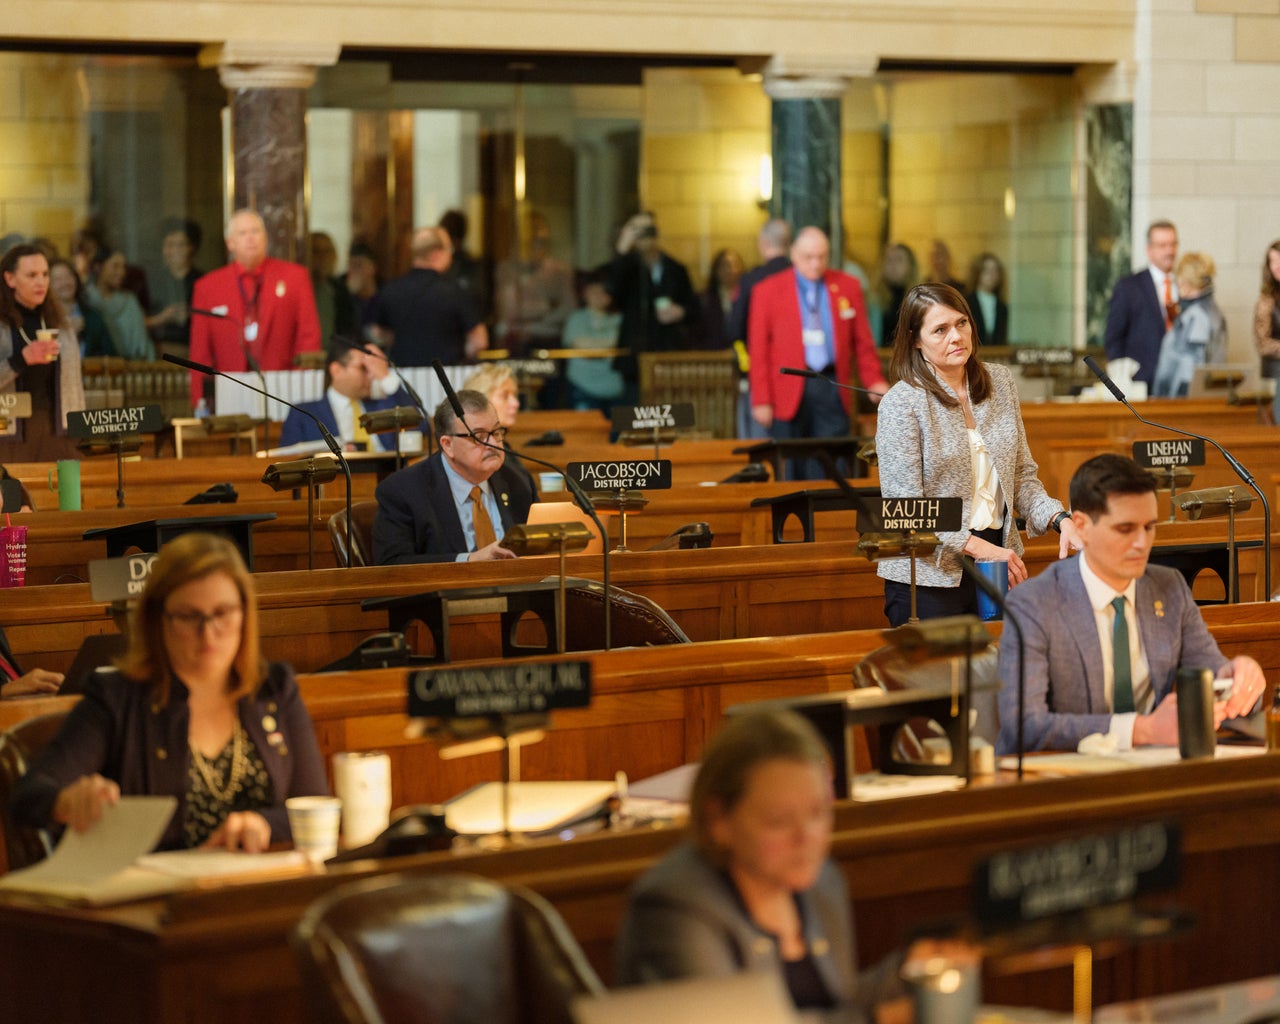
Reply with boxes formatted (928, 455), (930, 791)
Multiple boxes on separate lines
(640, 69), (769, 290)
(0, 54), (88, 244)
(17, 2), (1133, 65)
(885, 74), (1077, 346)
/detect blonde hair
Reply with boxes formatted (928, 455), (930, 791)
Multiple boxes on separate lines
(1175, 252), (1215, 293)
(116, 532), (264, 705)
(689, 709), (831, 863)
(463, 363), (516, 401)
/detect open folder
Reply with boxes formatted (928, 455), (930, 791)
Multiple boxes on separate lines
(0, 796), (307, 905)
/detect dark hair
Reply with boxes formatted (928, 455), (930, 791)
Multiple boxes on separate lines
(438, 210), (468, 246)
(689, 709), (832, 862)
(0, 244), (67, 333)
(161, 217), (202, 252)
(1068, 454), (1157, 520)
(116, 532), (263, 706)
(887, 283), (992, 408)
(431, 389), (492, 439)
(47, 258), (85, 306)
(1261, 240), (1280, 304)
(966, 252), (1005, 299)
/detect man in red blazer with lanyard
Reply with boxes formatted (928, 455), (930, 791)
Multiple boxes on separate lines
(748, 226), (886, 479)
(188, 209), (322, 409)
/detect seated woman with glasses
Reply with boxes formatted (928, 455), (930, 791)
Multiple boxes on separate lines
(616, 709), (974, 1022)
(11, 532), (328, 852)
(371, 390), (535, 564)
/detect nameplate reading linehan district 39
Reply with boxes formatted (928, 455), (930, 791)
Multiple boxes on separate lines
(566, 460), (673, 491)
(973, 820), (1180, 928)
(1132, 438), (1206, 469)
(610, 402), (696, 432)
(408, 661), (592, 719)
(857, 497), (963, 533)
(66, 405), (165, 439)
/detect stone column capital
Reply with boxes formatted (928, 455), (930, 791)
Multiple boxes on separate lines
(199, 41), (341, 90)
(757, 54), (876, 100)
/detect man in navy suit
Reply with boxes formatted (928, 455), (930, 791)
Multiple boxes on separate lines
(1103, 220), (1179, 387)
(277, 339), (420, 451)
(372, 391), (534, 564)
(997, 454), (1264, 754)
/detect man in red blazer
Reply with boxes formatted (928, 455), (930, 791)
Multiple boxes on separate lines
(748, 226), (886, 479)
(188, 209), (322, 408)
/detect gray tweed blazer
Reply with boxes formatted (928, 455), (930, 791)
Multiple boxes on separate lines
(875, 362), (1065, 587)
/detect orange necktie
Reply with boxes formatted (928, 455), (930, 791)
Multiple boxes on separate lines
(469, 485), (497, 549)
(1163, 275), (1173, 330)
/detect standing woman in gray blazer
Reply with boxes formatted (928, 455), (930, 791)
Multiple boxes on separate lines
(876, 284), (1081, 626)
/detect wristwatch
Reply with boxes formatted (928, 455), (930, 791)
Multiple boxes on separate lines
(1049, 510), (1070, 533)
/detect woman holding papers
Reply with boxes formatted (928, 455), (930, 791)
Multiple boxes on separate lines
(12, 533), (327, 852)
(876, 283), (1081, 626)
(616, 710), (963, 1021)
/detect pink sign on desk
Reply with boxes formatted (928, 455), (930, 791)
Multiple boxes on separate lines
(0, 519), (26, 588)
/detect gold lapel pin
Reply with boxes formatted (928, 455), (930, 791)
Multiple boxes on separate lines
(1154, 600), (1165, 618)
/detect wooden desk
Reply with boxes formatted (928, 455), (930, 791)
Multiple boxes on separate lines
(3, 517), (1275, 675)
(0, 754), (1276, 1023)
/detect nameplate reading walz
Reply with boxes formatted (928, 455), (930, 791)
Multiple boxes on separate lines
(610, 402), (696, 432)
(973, 820), (1180, 928)
(858, 497), (964, 533)
(566, 460), (673, 491)
(67, 405), (165, 439)
(1132, 438), (1206, 469)
(408, 661), (592, 719)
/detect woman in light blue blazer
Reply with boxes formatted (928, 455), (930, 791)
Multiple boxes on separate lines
(876, 284), (1081, 626)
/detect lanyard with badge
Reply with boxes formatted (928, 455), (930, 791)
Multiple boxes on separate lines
(802, 281), (828, 369)
(237, 272), (263, 342)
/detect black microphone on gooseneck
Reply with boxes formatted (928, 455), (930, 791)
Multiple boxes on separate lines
(162, 353), (356, 568)
(189, 305), (274, 449)
(1082, 355), (1271, 597)
(780, 366), (883, 399)
(430, 360), (614, 651)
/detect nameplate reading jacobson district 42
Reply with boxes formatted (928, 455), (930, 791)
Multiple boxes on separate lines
(610, 401), (696, 432)
(566, 459), (673, 491)
(66, 405), (165, 439)
(408, 661), (593, 719)
(1132, 438), (1206, 469)
(973, 820), (1180, 928)
(857, 497), (963, 533)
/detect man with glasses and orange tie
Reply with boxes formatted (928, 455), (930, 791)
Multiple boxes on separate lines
(1104, 219), (1180, 388)
(372, 390), (534, 564)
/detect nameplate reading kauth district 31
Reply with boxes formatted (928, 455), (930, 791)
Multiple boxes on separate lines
(408, 661), (592, 719)
(973, 820), (1180, 927)
(66, 405), (165, 439)
(857, 497), (964, 533)
(610, 402), (696, 432)
(1132, 438), (1206, 469)
(566, 460), (673, 491)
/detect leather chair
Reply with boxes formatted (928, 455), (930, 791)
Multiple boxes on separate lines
(0, 710), (69, 873)
(328, 501), (379, 568)
(291, 872), (605, 1024)
(559, 578), (690, 650)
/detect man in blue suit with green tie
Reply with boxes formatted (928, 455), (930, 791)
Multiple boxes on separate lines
(996, 454), (1265, 754)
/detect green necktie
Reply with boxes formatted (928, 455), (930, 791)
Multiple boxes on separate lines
(1111, 596), (1134, 714)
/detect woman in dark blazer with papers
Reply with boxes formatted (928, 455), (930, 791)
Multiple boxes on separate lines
(12, 533), (327, 852)
(876, 283), (1080, 626)
(616, 710), (964, 1022)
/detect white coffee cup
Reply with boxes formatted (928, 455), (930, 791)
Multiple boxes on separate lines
(332, 751), (392, 848)
(285, 795), (343, 862)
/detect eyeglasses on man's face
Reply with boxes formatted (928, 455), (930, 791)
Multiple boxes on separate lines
(446, 426), (508, 445)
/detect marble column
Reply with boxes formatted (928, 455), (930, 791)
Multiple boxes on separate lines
(763, 57), (870, 260)
(199, 42), (340, 263)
